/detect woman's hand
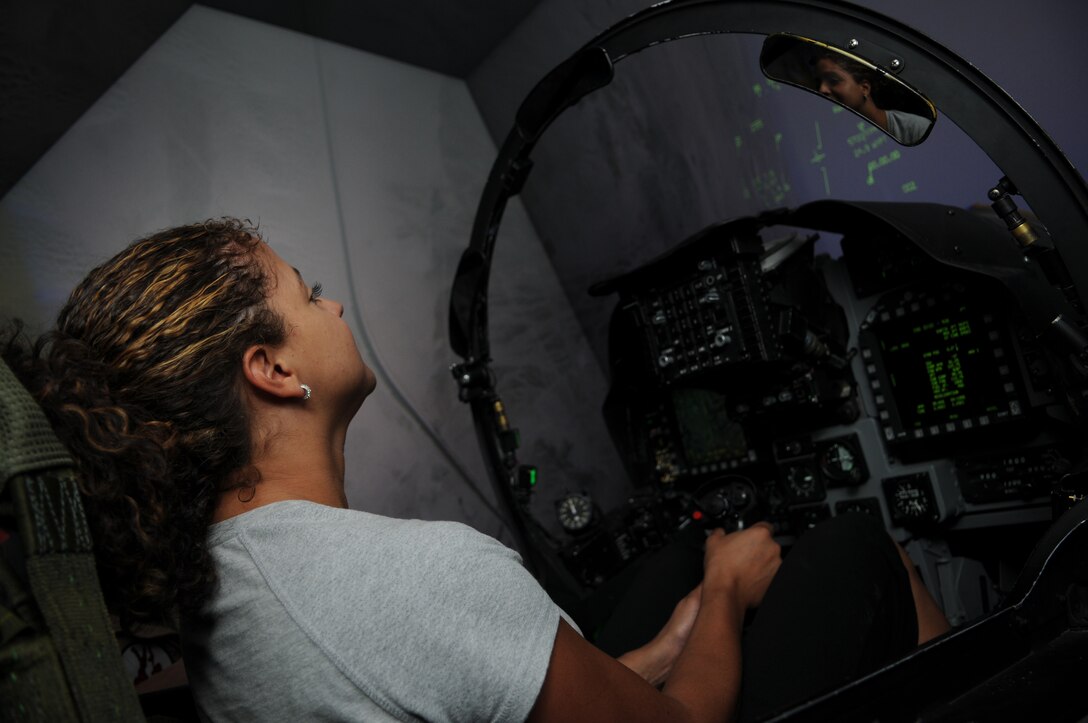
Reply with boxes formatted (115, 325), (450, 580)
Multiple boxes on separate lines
(702, 523), (782, 612)
(530, 524), (783, 723)
(618, 524), (782, 686)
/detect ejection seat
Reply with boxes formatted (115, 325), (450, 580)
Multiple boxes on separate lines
(0, 357), (196, 721)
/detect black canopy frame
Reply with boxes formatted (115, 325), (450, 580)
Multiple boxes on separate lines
(448, 0), (1088, 569)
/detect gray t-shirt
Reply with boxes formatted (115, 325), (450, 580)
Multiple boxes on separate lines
(885, 109), (931, 144)
(183, 501), (567, 722)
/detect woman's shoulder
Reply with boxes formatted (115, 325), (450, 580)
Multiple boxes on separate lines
(211, 499), (516, 565)
(202, 507), (555, 723)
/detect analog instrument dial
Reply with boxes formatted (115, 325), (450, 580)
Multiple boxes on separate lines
(556, 493), (595, 532)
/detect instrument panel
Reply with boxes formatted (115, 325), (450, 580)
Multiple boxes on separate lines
(551, 202), (1080, 627)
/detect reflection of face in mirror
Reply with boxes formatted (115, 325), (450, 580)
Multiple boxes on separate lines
(816, 57), (870, 110)
(814, 55), (930, 145)
(760, 35), (936, 146)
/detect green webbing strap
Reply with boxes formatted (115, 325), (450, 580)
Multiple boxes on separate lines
(0, 360), (143, 722)
(0, 632), (80, 721)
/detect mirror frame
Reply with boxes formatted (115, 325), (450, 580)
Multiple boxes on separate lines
(759, 33), (937, 146)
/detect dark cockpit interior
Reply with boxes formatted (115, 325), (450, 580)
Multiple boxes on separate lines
(449, 4), (1088, 719)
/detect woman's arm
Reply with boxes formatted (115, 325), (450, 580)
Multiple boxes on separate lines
(527, 524), (781, 723)
(616, 583), (702, 686)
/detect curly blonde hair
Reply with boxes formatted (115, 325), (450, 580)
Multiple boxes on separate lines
(4, 218), (284, 628)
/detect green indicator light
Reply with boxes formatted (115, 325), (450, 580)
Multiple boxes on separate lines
(529, 468), (537, 486)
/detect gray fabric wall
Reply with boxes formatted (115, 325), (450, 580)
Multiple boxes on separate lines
(0, 5), (625, 545)
(469, 0), (1088, 367)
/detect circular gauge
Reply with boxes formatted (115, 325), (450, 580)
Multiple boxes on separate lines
(819, 440), (867, 485)
(882, 473), (939, 526)
(784, 463), (824, 503)
(556, 493), (595, 533)
(891, 486), (930, 519)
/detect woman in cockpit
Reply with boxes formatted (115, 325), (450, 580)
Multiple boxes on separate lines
(3, 218), (947, 721)
(814, 53), (931, 145)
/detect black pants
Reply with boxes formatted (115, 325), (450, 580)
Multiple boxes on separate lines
(594, 513), (918, 722)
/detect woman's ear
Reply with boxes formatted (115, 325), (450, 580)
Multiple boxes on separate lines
(241, 344), (298, 399)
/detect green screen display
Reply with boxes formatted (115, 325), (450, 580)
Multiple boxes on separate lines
(878, 305), (1010, 429)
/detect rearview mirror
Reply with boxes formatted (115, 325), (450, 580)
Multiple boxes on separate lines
(760, 34), (936, 146)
